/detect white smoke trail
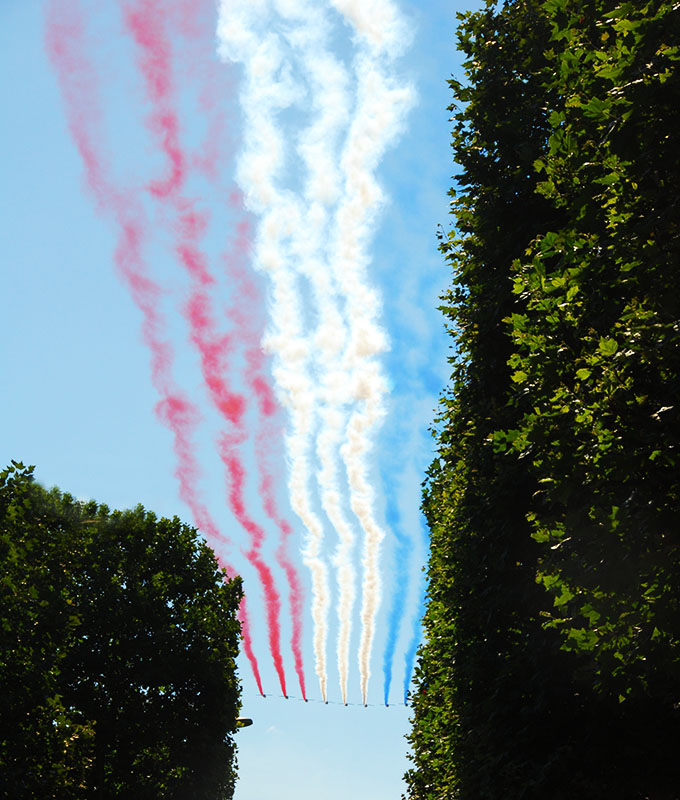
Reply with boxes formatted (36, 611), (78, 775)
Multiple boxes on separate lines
(284, 0), (413, 704)
(329, 0), (410, 56)
(283, 3), (358, 706)
(217, 0), (412, 705)
(327, 1), (414, 705)
(216, 0), (333, 702)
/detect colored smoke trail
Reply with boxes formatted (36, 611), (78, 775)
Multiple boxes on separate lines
(379, 442), (431, 705)
(221, 213), (308, 700)
(327, 0), (414, 704)
(249, 0), (358, 705)
(380, 495), (413, 706)
(46, 0), (425, 705)
(218, 0), (414, 703)
(273, 0), (414, 705)
(221, 209), (308, 700)
(403, 535), (427, 705)
(217, 1), (332, 702)
(121, 0), (290, 695)
(44, 0), (264, 693)
(286, 1), (359, 708)
(188, 290), (287, 696)
(182, 8), (309, 698)
(220, 438), (287, 696)
(257, 422), (308, 701)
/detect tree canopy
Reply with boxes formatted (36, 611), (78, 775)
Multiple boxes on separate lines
(406, 1), (680, 798)
(0, 461), (243, 800)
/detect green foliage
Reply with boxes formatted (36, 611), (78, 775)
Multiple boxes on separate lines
(0, 461), (243, 800)
(406, 1), (680, 798)
(499, 0), (680, 705)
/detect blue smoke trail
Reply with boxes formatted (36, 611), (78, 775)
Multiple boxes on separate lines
(403, 515), (429, 704)
(381, 490), (413, 705)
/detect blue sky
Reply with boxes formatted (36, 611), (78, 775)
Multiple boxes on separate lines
(1, 0), (477, 796)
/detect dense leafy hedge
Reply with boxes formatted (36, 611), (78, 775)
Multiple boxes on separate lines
(406, 1), (680, 798)
(0, 462), (243, 800)
(501, 0), (680, 702)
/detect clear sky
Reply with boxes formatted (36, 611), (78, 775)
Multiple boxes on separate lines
(1, 0), (478, 797)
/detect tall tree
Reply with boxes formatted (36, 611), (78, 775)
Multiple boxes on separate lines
(406, 1), (680, 798)
(0, 461), (243, 800)
(503, 0), (680, 707)
(405, 4), (577, 796)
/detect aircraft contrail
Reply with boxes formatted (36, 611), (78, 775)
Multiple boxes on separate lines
(228, 213), (308, 700)
(268, 0), (360, 707)
(328, 0), (414, 705)
(217, 0), (413, 704)
(276, 0), (414, 705)
(121, 0), (292, 696)
(178, 4), (309, 698)
(236, 264), (307, 700)
(45, 0), (265, 694)
(51, 0), (415, 703)
(216, 0), (332, 701)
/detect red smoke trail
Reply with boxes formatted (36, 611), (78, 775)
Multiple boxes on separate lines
(174, 0), (234, 184)
(122, 0), (185, 199)
(220, 435), (288, 696)
(120, 0), (291, 695)
(225, 220), (307, 700)
(175, 2), (307, 699)
(250, 353), (308, 701)
(186, 287), (288, 696)
(44, 0), (263, 695)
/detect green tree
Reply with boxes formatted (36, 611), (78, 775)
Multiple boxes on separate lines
(405, 5), (581, 797)
(406, 1), (680, 798)
(502, 0), (680, 706)
(0, 461), (243, 800)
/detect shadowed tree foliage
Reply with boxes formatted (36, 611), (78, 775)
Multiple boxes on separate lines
(0, 461), (243, 800)
(500, 0), (680, 706)
(406, 1), (680, 798)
